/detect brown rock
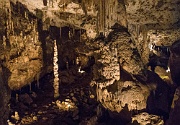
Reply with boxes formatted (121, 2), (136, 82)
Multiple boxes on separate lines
(19, 93), (33, 105)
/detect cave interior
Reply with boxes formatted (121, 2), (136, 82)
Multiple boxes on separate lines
(1, 0), (180, 125)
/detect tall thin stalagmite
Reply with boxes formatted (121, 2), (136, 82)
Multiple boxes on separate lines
(53, 40), (60, 98)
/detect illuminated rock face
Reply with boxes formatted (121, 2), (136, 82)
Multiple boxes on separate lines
(92, 30), (149, 120)
(96, 81), (150, 113)
(131, 112), (164, 125)
(93, 43), (120, 81)
(125, 0), (180, 64)
(125, 0), (180, 27)
(5, 21), (43, 90)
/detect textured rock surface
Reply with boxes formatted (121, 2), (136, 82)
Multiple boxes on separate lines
(125, 0), (180, 27)
(167, 87), (180, 125)
(167, 40), (180, 124)
(125, 0), (180, 64)
(0, 66), (11, 125)
(169, 39), (180, 86)
(93, 42), (120, 81)
(96, 81), (150, 113)
(3, 22), (43, 90)
(130, 112), (164, 125)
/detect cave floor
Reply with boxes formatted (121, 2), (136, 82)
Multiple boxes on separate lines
(9, 71), (100, 125)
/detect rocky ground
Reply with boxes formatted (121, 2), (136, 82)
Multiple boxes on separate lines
(8, 65), (167, 125)
(8, 68), (101, 125)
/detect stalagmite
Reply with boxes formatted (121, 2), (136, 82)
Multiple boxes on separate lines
(16, 93), (18, 103)
(76, 57), (80, 65)
(3, 36), (6, 49)
(66, 61), (69, 69)
(142, 25), (147, 42)
(73, 27), (75, 36)
(29, 83), (32, 92)
(136, 24), (140, 37)
(53, 40), (60, 98)
(11, 21), (14, 35)
(79, 30), (81, 42)
(68, 30), (71, 39)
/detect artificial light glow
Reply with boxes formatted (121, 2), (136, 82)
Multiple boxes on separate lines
(149, 43), (154, 51)
(166, 67), (170, 73)
(55, 99), (77, 111)
(78, 66), (85, 73)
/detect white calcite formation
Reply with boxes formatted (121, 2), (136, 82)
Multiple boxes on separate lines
(93, 43), (120, 81)
(53, 40), (60, 98)
(91, 29), (149, 116)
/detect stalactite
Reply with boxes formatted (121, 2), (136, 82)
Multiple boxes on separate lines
(24, 11), (27, 19)
(29, 83), (32, 92)
(18, 2), (20, 15)
(79, 30), (81, 42)
(6, 19), (9, 38)
(16, 93), (18, 103)
(96, 84), (99, 101)
(68, 30), (71, 40)
(11, 21), (14, 35)
(53, 40), (60, 98)
(98, 0), (106, 35)
(49, 0), (54, 8)
(76, 57), (79, 65)
(142, 25), (147, 42)
(73, 27), (75, 36)
(60, 27), (61, 39)
(3, 36), (6, 49)
(136, 24), (140, 37)
(36, 73), (40, 89)
(103, 0), (106, 35)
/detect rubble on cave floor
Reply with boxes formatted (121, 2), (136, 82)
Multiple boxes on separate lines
(9, 71), (99, 125)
